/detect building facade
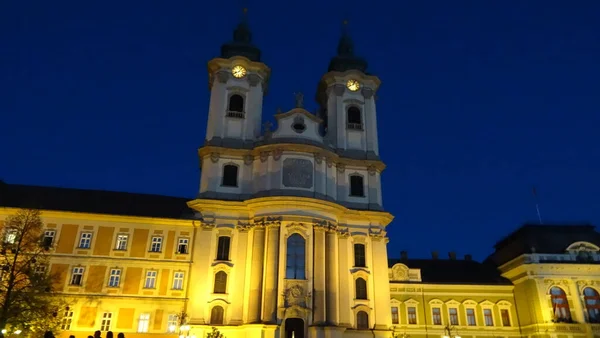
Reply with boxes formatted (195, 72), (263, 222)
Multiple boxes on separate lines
(1, 17), (600, 338)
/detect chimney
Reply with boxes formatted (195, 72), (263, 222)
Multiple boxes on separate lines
(400, 251), (408, 260)
(448, 251), (457, 260)
(431, 251), (439, 260)
(464, 254), (472, 261)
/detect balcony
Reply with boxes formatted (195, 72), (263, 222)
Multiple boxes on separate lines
(226, 110), (245, 119)
(347, 122), (363, 130)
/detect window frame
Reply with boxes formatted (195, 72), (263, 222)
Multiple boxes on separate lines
(432, 307), (442, 325)
(216, 236), (231, 261)
(221, 164), (239, 187)
(70, 266), (84, 286)
(144, 270), (158, 289)
(346, 106), (363, 130)
(550, 286), (571, 322)
(78, 232), (93, 249)
(108, 268), (121, 287)
(356, 311), (369, 330)
(213, 270), (228, 294)
(448, 307), (459, 326)
(466, 308), (476, 326)
(349, 174), (365, 197)
(285, 233), (306, 280)
(483, 308), (494, 326)
(115, 234), (129, 251)
(584, 287), (600, 323)
(61, 310), (74, 330)
(210, 306), (225, 325)
(100, 312), (112, 332)
(407, 306), (417, 325)
(500, 308), (511, 327)
(353, 243), (366, 268)
(172, 271), (184, 290)
(137, 313), (150, 333)
(391, 306), (399, 324)
(150, 236), (163, 252)
(177, 237), (189, 254)
(42, 229), (56, 248)
(355, 277), (368, 300)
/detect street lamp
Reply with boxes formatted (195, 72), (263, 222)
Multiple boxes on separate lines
(441, 325), (460, 338)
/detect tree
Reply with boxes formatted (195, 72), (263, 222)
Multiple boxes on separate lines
(0, 209), (66, 337)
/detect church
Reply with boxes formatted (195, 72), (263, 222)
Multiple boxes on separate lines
(2, 15), (600, 338)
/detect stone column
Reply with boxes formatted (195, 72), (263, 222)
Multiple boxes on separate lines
(247, 226), (266, 323)
(325, 228), (339, 325)
(262, 223), (280, 323)
(337, 233), (351, 327)
(230, 227), (249, 325)
(313, 227), (327, 324)
(188, 223), (215, 324)
(370, 235), (392, 329)
(569, 282), (586, 323)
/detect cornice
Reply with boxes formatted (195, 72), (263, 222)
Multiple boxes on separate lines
(198, 145), (386, 172)
(0, 207), (196, 227)
(187, 196), (394, 226)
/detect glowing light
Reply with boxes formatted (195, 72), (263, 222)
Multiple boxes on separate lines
(1, 330), (7, 334)
(14, 330), (22, 335)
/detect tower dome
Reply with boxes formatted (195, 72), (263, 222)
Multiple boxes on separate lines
(220, 9), (262, 62)
(327, 21), (368, 73)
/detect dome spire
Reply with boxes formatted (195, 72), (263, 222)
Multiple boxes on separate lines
(327, 19), (368, 73)
(220, 7), (262, 62)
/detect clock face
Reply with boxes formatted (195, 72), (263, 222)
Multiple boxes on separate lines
(232, 65), (247, 78)
(346, 79), (360, 92)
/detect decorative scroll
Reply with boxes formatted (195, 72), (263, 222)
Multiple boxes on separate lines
(313, 219), (338, 232)
(253, 216), (282, 228)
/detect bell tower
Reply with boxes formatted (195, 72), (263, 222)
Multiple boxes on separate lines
(316, 23), (380, 160)
(205, 11), (271, 148)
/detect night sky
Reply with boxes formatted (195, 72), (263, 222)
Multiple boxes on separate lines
(1, 1), (599, 261)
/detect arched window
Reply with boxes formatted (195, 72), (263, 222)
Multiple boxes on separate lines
(286, 234), (305, 279)
(213, 271), (227, 294)
(550, 286), (571, 322)
(228, 95), (244, 112)
(584, 287), (600, 323)
(210, 306), (224, 325)
(354, 243), (366, 267)
(222, 165), (238, 187)
(349, 175), (364, 197)
(355, 278), (367, 300)
(347, 107), (362, 130)
(356, 311), (369, 330)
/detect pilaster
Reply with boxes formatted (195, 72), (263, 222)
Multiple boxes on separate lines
(337, 231), (351, 327)
(262, 223), (281, 323)
(313, 227), (327, 324)
(325, 229), (339, 325)
(188, 223), (215, 324)
(248, 226), (266, 323)
(370, 234), (391, 330)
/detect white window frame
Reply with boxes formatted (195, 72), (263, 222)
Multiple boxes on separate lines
(167, 314), (178, 333)
(70, 267), (84, 285)
(137, 313), (150, 333)
(108, 268), (121, 287)
(405, 299), (419, 325)
(391, 306), (399, 324)
(144, 270), (157, 289)
(101, 312), (112, 331)
(172, 271), (184, 290)
(480, 300), (496, 327)
(497, 300), (513, 327)
(43, 230), (56, 247)
(466, 308), (477, 326)
(78, 232), (92, 249)
(5, 229), (17, 244)
(61, 310), (74, 330)
(150, 236), (162, 252)
(115, 234), (129, 250)
(177, 237), (189, 254)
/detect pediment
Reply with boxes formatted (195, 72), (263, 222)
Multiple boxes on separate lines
(429, 299), (444, 305)
(463, 299), (477, 306)
(271, 109), (323, 143)
(479, 300), (495, 307)
(566, 241), (600, 253)
(404, 298), (419, 305)
(446, 299), (461, 306)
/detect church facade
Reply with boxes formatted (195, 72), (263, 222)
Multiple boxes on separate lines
(2, 18), (600, 338)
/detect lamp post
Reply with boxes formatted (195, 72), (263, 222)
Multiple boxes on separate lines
(441, 325), (460, 338)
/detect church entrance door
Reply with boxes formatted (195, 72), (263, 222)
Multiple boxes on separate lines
(284, 318), (304, 338)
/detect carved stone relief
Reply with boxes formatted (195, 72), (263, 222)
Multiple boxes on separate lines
(282, 158), (313, 189)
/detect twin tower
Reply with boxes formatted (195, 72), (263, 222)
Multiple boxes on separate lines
(198, 17), (385, 211)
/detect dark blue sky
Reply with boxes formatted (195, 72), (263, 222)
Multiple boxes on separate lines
(2, 1), (599, 260)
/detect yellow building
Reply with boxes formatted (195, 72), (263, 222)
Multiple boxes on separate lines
(2, 15), (600, 338)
